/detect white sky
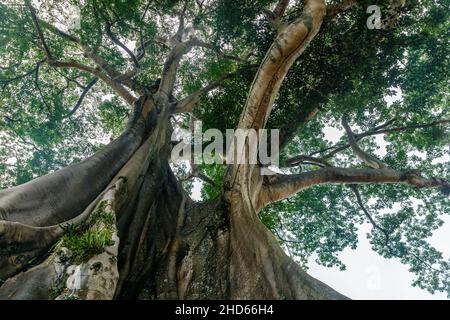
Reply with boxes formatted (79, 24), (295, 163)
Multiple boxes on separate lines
(306, 94), (449, 300)
(307, 217), (450, 300)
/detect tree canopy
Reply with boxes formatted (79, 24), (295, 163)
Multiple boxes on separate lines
(0, 0), (449, 297)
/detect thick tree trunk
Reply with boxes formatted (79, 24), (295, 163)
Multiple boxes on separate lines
(115, 170), (346, 300)
(0, 102), (346, 300)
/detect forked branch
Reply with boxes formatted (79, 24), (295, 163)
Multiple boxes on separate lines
(341, 115), (385, 169)
(25, 3), (135, 106)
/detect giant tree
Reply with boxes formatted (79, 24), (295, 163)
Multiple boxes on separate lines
(0, 0), (449, 299)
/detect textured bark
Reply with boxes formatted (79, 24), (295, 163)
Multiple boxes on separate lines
(238, 0), (326, 131)
(0, 104), (346, 299)
(0, 0), (350, 300)
(258, 167), (450, 207)
(114, 168), (346, 300)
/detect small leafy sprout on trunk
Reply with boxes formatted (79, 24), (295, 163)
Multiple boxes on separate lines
(59, 200), (115, 264)
(61, 229), (114, 264)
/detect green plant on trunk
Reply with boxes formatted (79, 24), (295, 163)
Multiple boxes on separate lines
(61, 229), (113, 264)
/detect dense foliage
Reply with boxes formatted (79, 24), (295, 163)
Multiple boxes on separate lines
(0, 0), (448, 296)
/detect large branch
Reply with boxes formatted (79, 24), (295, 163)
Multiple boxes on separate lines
(259, 167), (450, 207)
(157, 0), (249, 105)
(156, 37), (204, 102)
(238, 0), (326, 131)
(155, 4), (194, 101)
(223, 0), (326, 192)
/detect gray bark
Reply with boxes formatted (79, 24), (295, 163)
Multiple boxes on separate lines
(0, 105), (345, 300)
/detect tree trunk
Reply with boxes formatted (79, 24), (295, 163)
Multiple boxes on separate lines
(0, 100), (346, 300)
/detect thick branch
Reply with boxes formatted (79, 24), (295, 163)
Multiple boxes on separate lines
(238, 0), (326, 131)
(255, 0), (360, 132)
(259, 167), (450, 207)
(175, 3), (188, 43)
(224, 0), (326, 192)
(157, 38), (202, 101)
